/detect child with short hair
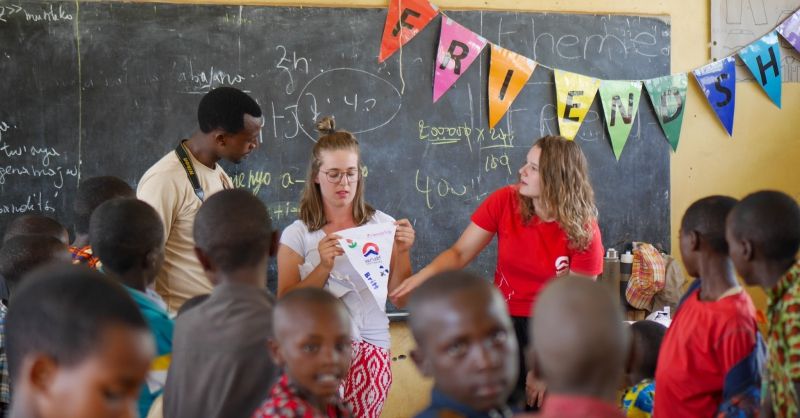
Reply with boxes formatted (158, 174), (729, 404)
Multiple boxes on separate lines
(622, 320), (666, 418)
(71, 175), (134, 268)
(5, 264), (155, 418)
(2, 214), (68, 245)
(90, 197), (172, 417)
(163, 189), (279, 418)
(408, 271), (518, 418)
(252, 288), (353, 418)
(656, 196), (762, 418)
(726, 191), (800, 418)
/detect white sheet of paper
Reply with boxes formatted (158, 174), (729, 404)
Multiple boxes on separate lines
(337, 223), (397, 311)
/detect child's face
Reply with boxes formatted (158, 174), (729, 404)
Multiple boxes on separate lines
(273, 304), (352, 403)
(37, 324), (154, 418)
(413, 291), (518, 412)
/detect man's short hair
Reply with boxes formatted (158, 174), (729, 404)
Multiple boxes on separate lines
(90, 198), (164, 274)
(74, 176), (135, 235)
(0, 235), (67, 286)
(197, 87), (262, 134)
(728, 191), (800, 260)
(193, 189), (272, 272)
(6, 264), (147, 380)
(2, 214), (67, 244)
(681, 195), (738, 254)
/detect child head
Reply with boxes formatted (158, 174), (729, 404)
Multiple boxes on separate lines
(518, 135), (597, 250)
(89, 198), (164, 290)
(2, 215), (68, 245)
(6, 265), (154, 418)
(626, 320), (667, 385)
(298, 116), (374, 231)
(408, 271), (518, 412)
(73, 176), (134, 240)
(530, 276), (629, 402)
(726, 190), (800, 287)
(270, 288), (352, 407)
(679, 195), (738, 278)
(0, 235), (70, 296)
(193, 189), (275, 284)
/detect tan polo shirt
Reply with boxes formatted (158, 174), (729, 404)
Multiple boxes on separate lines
(137, 146), (232, 313)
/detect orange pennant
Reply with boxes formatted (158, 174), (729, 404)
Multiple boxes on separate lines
(488, 45), (537, 128)
(378, 0), (439, 63)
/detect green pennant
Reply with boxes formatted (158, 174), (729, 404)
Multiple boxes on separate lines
(644, 74), (688, 152)
(599, 80), (643, 160)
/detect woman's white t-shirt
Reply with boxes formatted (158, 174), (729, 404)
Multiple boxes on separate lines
(280, 211), (394, 349)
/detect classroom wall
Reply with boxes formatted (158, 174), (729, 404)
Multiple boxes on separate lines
(120, 0), (799, 416)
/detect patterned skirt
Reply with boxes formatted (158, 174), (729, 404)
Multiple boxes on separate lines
(342, 340), (392, 418)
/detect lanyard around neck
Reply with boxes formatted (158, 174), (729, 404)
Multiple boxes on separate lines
(174, 141), (205, 202)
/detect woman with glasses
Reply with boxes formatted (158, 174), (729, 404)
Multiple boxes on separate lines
(276, 116), (415, 418)
(390, 135), (604, 410)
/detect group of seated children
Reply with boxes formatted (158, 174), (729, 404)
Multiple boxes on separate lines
(0, 175), (798, 418)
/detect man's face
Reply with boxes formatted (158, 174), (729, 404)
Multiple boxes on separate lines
(218, 114), (263, 163)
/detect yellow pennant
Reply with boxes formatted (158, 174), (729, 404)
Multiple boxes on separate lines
(488, 45), (537, 129)
(554, 69), (601, 140)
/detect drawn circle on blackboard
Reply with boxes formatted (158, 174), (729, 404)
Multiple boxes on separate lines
(295, 68), (402, 142)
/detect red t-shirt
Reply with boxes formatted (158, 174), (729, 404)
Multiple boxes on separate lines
(471, 185), (604, 317)
(654, 288), (759, 418)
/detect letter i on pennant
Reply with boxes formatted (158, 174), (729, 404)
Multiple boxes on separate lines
(378, 0), (439, 62)
(488, 45), (537, 129)
(433, 17), (488, 103)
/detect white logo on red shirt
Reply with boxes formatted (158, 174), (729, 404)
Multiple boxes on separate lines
(555, 256), (570, 276)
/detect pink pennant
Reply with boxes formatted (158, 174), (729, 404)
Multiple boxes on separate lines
(433, 17), (487, 103)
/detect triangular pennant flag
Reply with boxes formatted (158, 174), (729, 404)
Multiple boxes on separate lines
(644, 73), (689, 152)
(739, 31), (782, 108)
(554, 69), (601, 140)
(378, 0), (439, 63)
(488, 45), (537, 128)
(337, 223), (397, 311)
(693, 57), (736, 136)
(778, 9), (800, 54)
(433, 17), (487, 102)
(599, 80), (643, 160)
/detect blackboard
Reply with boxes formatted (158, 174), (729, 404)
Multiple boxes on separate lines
(0, 1), (672, 303)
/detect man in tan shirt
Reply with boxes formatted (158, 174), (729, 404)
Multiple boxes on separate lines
(137, 87), (263, 312)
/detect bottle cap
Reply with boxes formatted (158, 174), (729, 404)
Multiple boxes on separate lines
(620, 251), (633, 263)
(605, 248), (618, 259)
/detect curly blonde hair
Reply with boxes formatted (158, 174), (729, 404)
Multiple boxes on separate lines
(519, 135), (598, 250)
(298, 116), (375, 231)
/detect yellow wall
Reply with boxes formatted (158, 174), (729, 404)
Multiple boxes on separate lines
(129, 0), (800, 415)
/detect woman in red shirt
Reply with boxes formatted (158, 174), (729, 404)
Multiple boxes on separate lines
(391, 135), (604, 407)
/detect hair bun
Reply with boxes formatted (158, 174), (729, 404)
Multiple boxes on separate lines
(315, 116), (336, 136)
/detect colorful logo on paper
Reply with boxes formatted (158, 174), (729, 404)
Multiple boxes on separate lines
(738, 31), (782, 108)
(337, 223), (397, 312)
(378, 0), (439, 62)
(433, 17), (488, 102)
(554, 69), (601, 141)
(644, 74), (688, 152)
(488, 45), (537, 129)
(599, 80), (643, 160)
(693, 57), (736, 136)
(362, 242), (380, 257)
(778, 9), (800, 54)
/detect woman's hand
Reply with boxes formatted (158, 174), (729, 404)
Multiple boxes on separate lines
(394, 219), (415, 253)
(526, 371), (546, 408)
(317, 234), (343, 271)
(389, 272), (425, 306)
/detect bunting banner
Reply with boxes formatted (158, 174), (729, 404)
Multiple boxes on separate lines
(599, 80), (643, 160)
(644, 74), (688, 152)
(488, 45), (537, 128)
(433, 17), (488, 102)
(738, 31), (782, 108)
(554, 69), (601, 140)
(378, 0), (439, 62)
(693, 57), (737, 136)
(337, 223), (397, 310)
(778, 9), (800, 54)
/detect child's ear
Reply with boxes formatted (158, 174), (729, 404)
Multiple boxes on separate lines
(267, 338), (285, 367)
(194, 247), (213, 272)
(28, 355), (57, 395)
(410, 347), (433, 378)
(269, 231), (280, 258)
(144, 248), (164, 273)
(741, 239), (754, 262)
(688, 230), (700, 252)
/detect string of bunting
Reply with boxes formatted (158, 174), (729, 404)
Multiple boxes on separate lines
(378, 0), (800, 159)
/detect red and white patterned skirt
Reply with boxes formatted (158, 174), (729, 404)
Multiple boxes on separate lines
(342, 340), (392, 418)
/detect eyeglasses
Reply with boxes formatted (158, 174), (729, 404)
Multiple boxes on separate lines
(322, 169), (359, 184)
